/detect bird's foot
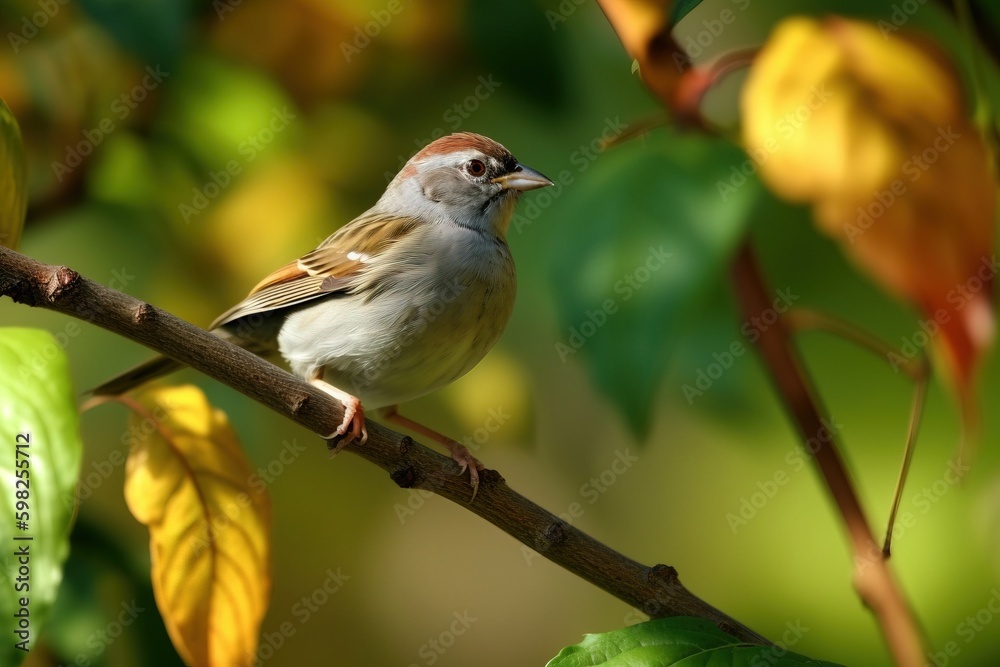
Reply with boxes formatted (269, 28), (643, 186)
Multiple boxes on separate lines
(309, 377), (367, 455)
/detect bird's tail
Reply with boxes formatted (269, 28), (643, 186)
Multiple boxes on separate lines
(90, 355), (186, 396)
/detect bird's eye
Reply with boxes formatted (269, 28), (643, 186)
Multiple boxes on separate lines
(466, 159), (487, 177)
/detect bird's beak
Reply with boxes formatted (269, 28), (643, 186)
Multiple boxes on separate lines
(492, 164), (554, 192)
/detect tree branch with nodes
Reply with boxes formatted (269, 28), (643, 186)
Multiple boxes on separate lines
(0, 244), (771, 647)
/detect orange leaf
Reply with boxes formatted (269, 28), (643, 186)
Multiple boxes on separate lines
(742, 16), (996, 414)
(124, 386), (272, 667)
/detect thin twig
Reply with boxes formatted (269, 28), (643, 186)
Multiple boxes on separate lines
(0, 244), (771, 646)
(883, 379), (928, 557)
(786, 309), (931, 556)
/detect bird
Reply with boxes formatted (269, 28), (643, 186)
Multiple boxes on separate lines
(93, 131), (553, 500)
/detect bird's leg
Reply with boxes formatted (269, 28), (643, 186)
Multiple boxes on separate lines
(309, 371), (367, 453)
(380, 405), (485, 502)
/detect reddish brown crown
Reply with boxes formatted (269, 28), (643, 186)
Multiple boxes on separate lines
(414, 132), (512, 162)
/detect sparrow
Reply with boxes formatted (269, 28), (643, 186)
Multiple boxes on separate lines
(94, 132), (553, 500)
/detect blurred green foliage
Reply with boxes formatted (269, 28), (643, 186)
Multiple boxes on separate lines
(1, 0), (999, 666)
(550, 130), (760, 435)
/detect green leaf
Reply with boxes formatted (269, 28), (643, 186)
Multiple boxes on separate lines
(549, 131), (759, 437)
(546, 617), (844, 667)
(0, 328), (83, 665)
(0, 97), (28, 250)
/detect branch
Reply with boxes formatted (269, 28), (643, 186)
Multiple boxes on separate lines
(730, 243), (925, 666)
(595, 0), (712, 128)
(593, 4), (926, 662)
(0, 244), (770, 646)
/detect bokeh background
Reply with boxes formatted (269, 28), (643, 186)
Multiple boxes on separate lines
(2, 0), (1000, 665)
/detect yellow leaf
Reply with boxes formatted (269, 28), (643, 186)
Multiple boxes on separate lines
(124, 386), (272, 667)
(742, 16), (996, 414)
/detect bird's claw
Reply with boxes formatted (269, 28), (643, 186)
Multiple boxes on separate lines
(325, 395), (367, 457)
(448, 442), (485, 503)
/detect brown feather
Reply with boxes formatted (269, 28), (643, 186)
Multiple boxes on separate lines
(210, 212), (425, 329)
(248, 261), (308, 294)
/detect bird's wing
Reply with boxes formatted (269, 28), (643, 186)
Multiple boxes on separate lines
(210, 211), (424, 329)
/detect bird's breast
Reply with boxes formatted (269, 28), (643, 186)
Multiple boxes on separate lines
(278, 227), (516, 408)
